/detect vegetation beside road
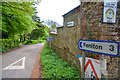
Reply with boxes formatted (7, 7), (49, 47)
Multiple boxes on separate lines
(1, 2), (50, 53)
(22, 40), (45, 45)
(1, 39), (20, 52)
(41, 42), (80, 78)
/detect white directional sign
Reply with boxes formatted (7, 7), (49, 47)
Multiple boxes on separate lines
(67, 21), (74, 27)
(78, 39), (119, 56)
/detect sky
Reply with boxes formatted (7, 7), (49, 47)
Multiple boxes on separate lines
(36, 0), (80, 26)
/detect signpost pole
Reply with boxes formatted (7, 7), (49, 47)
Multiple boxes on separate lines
(100, 54), (108, 80)
(100, 55), (104, 79)
(81, 51), (86, 79)
(47, 37), (53, 54)
(50, 38), (51, 54)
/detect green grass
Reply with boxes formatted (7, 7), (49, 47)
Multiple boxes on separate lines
(41, 42), (80, 78)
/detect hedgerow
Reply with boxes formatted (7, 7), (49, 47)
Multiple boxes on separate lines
(0, 39), (20, 52)
(22, 40), (45, 45)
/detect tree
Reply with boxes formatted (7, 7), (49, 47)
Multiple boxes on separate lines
(30, 28), (44, 40)
(1, 2), (37, 39)
(51, 23), (57, 31)
(44, 20), (61, 31)
(30, 6), (46, 40)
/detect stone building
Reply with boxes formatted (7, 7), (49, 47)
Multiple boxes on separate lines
(50, 1), (120, 78)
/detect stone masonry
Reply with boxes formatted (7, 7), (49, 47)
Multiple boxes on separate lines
(50, 1), (120, 78)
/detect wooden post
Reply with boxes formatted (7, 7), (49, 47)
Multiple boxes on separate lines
(81, 51), (86, 79)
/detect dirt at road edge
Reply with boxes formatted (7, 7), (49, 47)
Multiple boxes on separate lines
(31, 44), (44, 78)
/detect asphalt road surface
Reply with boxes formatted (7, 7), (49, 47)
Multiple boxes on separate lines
(1, 43), (44, 78)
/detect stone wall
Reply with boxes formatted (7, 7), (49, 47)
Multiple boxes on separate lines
(50, 6), (81, 69)
(50, 2), (120, 78)
(80, 2), (120, 78)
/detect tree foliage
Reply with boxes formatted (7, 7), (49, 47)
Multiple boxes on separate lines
(44, 20), (61, 31)
(30, 24), (50, 40)
(2, 1), (50, 43)
(30, 7), (50, 40)
(30, 28), (44, 40)
(51, 23), (57, 31)
(2, 2), (37, 39)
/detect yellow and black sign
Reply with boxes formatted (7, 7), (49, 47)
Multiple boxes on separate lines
(103, 0), (117, 23)
(106, 9), (114, 19)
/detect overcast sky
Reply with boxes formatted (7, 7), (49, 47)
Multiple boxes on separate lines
(36, 0), (80, 26)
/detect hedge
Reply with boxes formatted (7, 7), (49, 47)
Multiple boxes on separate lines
(23, 40), (45, 45)
(0, 39), (20, 52)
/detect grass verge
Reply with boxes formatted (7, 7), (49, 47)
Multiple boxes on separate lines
(41, 42), (80, 78)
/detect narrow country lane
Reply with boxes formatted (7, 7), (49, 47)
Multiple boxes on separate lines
(1, 43), (44, 78)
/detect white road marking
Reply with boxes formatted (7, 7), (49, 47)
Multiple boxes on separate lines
(3, 57), (26, 70)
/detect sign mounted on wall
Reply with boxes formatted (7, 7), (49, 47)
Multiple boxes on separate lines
(103, 0), (117, 23)
(77, 55), (106, 79)
(78, 39), (119, 56)
(67, 21), (74, 27)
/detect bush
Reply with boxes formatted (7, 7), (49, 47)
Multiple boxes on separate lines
(23, 40), (45, 45)
(41, 36), (47, 40)
(41, 42), (80, 78)
(0, 39), (20, 52)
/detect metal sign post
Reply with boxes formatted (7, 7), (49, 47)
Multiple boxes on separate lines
(100, 55), (108, 80)
(50, 38), (51, 54)
(46, 37), (53, 54)
(81, 51), (86, 79)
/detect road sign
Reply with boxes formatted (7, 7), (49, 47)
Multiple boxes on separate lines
(67, 21), (74, 27)
(78, 39), (119, 56)
(46, 37), (54, 54)
(77, 55), (106, 79)
(46, 37), (53, 42)
(103, 0), (117, 23)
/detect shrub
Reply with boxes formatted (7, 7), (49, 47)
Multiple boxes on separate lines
(1, 39), (20, 52)
(41, 36), (47, 40)
(23, 40), (45, 45)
